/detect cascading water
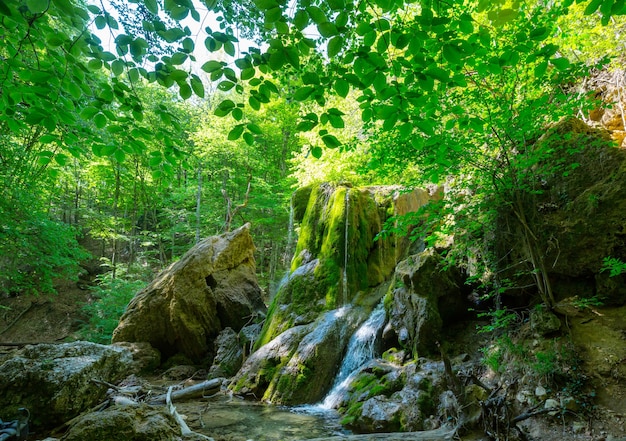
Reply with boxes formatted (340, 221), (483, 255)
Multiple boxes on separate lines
(319, 300), (387, 410)
(342, 189), (350, 306)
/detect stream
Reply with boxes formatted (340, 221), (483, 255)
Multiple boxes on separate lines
(178, 395), (349, 441)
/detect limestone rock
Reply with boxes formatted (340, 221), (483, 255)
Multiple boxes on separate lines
(0, 341), (133, 430)
(112, 341), (161, 373)
(112, 223), (266, 363)
(359, 396), (402, 432)
(208, 327), (243, 379)
(60, 404), (180, 441)
(530, 307), (561, 336)
(387, 249), (467, 356)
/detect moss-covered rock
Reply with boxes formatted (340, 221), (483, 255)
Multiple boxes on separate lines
(493, 117), (626, 306)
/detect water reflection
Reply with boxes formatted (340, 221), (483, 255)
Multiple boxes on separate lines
(183, 395), (350, 441)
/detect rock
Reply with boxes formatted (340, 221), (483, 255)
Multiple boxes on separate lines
(162, 365), (197, 380)
(60, 404), (181, 441)
(112, 341), (161, 373)
(232, 306), (367, 404)
(561, 396), (579, 411)
(0, 341), (133, 430)
(535, 385), (547, 400)
(229, 324), (312, 399)
(387, 250), (467, 356)
(208, 327), (244, 379)
(112, 223), (266, 363)
(359, 396), (402, 432)
(545, 398), (560, 416)
(530, 307), (561, 336)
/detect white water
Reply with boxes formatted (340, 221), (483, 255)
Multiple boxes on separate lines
(286, 192), (295, 260)
(319, 300), (387, 410)
(341, 189), (350, 306)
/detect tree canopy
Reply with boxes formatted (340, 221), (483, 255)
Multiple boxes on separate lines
(1, 0), (624, 303)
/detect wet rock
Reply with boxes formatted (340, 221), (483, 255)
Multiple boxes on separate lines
(359, 396), (402, 432)
(209, 327), (243, 379)
(0, 341), (133, 431)
(112, 223), (266, 363)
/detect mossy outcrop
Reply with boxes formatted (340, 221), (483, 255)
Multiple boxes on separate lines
(234, 183), (434, 405)
(257, 184), (432, 349)
(493, 118), (626, 306)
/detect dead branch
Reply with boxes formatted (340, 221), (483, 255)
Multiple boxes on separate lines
(149, 378), (223, 404)
(166, 385), (213, 440)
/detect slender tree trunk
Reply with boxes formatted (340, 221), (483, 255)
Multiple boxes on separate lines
(195, 163), (202, 244)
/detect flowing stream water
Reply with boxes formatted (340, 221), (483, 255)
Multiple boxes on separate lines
(342, 189), (350, 306)
(319, 300), (387, 409)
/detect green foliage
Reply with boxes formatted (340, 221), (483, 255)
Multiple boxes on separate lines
(78, 267), (147, 344)
(601, 256), (626, 277)
(0, 193), (88, 295)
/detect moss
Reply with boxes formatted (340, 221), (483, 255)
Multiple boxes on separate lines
(292, 185), (313, 223)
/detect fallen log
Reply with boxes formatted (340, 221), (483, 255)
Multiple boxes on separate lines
(149, 378), (224, 404)
(298, 427), (456, 441)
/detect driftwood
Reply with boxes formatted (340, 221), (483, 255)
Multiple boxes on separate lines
(299, 427), (456, 441)
(149, 378), (223, 404)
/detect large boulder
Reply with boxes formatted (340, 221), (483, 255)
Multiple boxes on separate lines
(112, 223), (266, 363)
(493, 118), (626, 305)
(386, 249), (468, 357)
(0, 341), (133, 430)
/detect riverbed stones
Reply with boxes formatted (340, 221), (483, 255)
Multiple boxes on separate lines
(0, 341), (133, 431)
(112, 223), (266, 363)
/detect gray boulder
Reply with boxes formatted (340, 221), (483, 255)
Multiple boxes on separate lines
(0, 341), (133, 430)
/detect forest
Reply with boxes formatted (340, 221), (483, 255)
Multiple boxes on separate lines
(2, 0), (625, 340)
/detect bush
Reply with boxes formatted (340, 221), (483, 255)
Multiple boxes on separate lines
(0, 197), (88, 296)
(79, 270), (146, 344)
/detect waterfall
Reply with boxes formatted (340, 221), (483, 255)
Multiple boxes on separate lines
(319, 300), (386, 410)
(342, 189), (350, 306)
(286, 192), (295, 261)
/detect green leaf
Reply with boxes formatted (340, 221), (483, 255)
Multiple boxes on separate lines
(232, 108), (243, 120)
(249, 96), (261, 110)
(529, 26), (548, 41)
(201, 60), (223, 73)
(442, 44), (463, 64)
(179, 83), (192, 99)
(328, 36), (343, 58)
(293, 86), (315, 101)
(145, 0), (158, 14)
(318, 22), (338, 38)
(247, 123), (263, 134)
(334, 79), (349, 98)
(243, 132), (254, 146)
(88, 59), (103, 71)
(111, 59), (125, 76)
(171, 52), (188, 65)
(27, 0), (48, 14)
(94, 113), (107, 129)
(54, 153), (68, 166)
(550, 57), (570, 70)
(217, 81), (235, 91)
(584, 0), (603, 14)
(228, 124), (244, 140)
(114, 149), (126, 163)
(190, 76), (205, 98)
(321, 134), (341, 148)
(311, 146), (323, 158)
(294, 10), (309, 30)
(534, 60), (548, 77)
(39, 134), (56, 144)
(80, 106), (100, 119)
